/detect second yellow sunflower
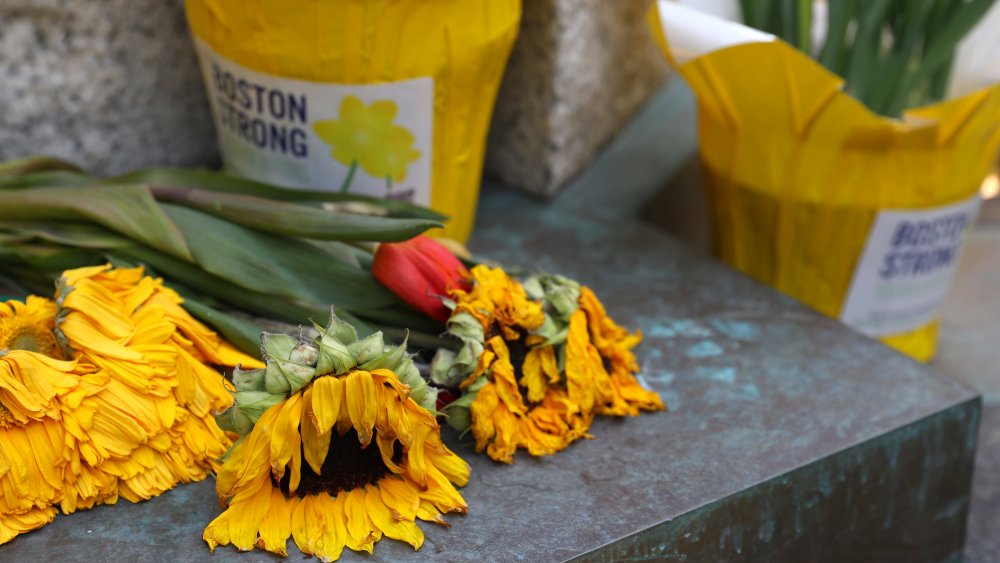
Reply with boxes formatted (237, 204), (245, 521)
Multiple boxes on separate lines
(205, 311), (469, 561)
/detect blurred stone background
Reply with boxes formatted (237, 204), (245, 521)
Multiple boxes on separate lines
(0, 0), (667, 195)
(0, 0), (218, 174)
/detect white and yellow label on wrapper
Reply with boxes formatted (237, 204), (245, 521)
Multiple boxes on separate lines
(195, 41), (434, 206)
(841, 195), (981, 337)
(184, 0), (521, 243)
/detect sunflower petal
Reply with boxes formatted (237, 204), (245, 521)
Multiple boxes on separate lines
(256, 487), (295, 556)
(344, 487), (377, 554)
(345, 371), (376, 447)
(311, 376), (342, 435)
(227, 482), (272, 551)
(269, 394), (302, 482)
(366, 484), (423, 549)
(290, 493), (314, 556)
(312, 493), (346, 562)
(301, 386), (331, 475)
(520, 348), (550, 403)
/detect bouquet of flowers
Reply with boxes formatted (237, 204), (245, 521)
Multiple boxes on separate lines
(0, 158), (665, 560)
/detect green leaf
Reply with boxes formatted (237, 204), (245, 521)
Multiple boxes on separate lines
(381, 327), (460, 352)
(149, 186), (442, 242)
(0, 185), (193, 261)
(1, 222), (131, 249)
(161, 204), (399, 311)
(110, 244), (324, 324)
(0, 156), (82, 181)
(0, 271), (31, 298)
(180, 297), (264, 360)
(818, 0), (856, 75)
(112, 167), (447, 221)
(887, 0), (995, 116)
(355, 304), (445, 334)
(305, 240), (362, 269)
(0, 267), (58, 296)
(0, 231), (32, 245)
(0, 242), (100, 272)
(0, 170), (95, 190)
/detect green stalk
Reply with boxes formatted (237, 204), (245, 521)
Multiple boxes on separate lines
(181, 296), (265, 359)
(818, 0), (857, 76)
(796, 0), (812, 53)
(928, 54), (955, 102)
(739, 0), (757, 27)
(885, 0), (994, 116)
(340, 160), (358, 193)
(781, 0), (798, 50)
(0, 157), (81, 181)
(110, 245), (325, 325)
(869, 0), (936, 115)
(113, 167), (446, 221)
(843, 0), (893, 107)
(382, 327), (460, 352)
(0, 271), (30, 297)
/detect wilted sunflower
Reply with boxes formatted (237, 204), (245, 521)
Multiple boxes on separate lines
(0, 297), (87, 543)
(431, 265), (664, 463)
(53, 265), (263, 502)
(204, 312), (469, 561)
(1, 266), (263, 544)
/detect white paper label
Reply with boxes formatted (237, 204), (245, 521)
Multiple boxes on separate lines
(840, 195), (981, 336)
(194, 40), (433, 205)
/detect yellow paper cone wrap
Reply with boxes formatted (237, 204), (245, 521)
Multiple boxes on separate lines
(185, 0), (521, 242)
(653, 3), (1000, 361)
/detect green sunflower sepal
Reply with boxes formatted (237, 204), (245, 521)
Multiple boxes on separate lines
(216, 308), (440, 440)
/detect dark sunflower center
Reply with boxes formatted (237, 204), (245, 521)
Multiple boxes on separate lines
(1, 325), (59, 357)
(276, 428), (403, 497)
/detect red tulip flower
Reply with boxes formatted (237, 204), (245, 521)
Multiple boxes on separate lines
(372, 235), (471, 323)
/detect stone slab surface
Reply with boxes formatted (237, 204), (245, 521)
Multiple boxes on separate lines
(0, 81), (981, 562)
(0, 0), (218, 175)
(967, 405), (1000, 563)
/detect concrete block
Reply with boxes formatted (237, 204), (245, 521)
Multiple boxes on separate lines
(485, 0), (670, 198)
(0, 0), (218, 175)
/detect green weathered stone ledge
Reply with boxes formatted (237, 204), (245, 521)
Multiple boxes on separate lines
(1, 80), (978, 563)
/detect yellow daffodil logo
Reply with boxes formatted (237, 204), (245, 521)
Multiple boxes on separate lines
(313, 96), (421, 193)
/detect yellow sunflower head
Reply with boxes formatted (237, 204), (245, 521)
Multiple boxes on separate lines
(1, 296), (77, 428)
(3, 265), (265, 546)
(1, 296), (95, 544)
(431, 266), (664, 463)
(205, 310), (469, 561)
(50, 264), (263, 505)
(0, 296), (61, 358)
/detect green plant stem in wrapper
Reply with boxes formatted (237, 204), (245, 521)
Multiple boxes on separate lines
(739, 0), (995, 117)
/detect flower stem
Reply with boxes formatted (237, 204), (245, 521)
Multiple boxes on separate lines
(796, 0), (811, 53)
(385, 175), (393, 191)
(340, 160), (358, 193)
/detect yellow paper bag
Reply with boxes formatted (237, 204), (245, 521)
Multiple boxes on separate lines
(653, 3), (1000, 361)
(185, 0), (521, 242)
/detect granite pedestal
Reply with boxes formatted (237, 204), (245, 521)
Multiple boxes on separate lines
(0, 80), (980, 562)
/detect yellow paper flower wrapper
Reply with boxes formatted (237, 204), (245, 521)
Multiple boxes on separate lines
(185, 0), (521, 242)
(652, 3), (1000, 361)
